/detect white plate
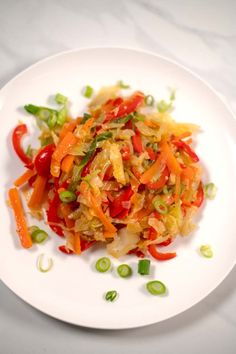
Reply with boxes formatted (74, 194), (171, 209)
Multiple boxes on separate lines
(0, 48), (236, 329)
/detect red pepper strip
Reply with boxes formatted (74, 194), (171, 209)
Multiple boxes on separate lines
(12, 124), (33, 166)
(116, 208), (129, 220)
(103, 165), (113, 181)
(148, 244), (176, 261)
(80, 239), (95, 252)
(132, 130), (143, 154)
(109, 186), (133, 218)
(34, 143), (55, 177)
(148, 227), (158, 241)
(59, 245), (74, 254)
(47, 193), (64, 237)
(121, 145), (131, 161)
(102, 97), (124, 113)
(104, 91), (145, 123)
(173, 140), (199, 162)
(146, 147), (157, 161)
(158, 238), (173, 247)
(192, 182), (204, 207)
(128, 247), (145, 258)
(146, 166), (169, 190)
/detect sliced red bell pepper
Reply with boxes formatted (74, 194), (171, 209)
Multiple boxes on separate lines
(109, 186), (133, 218)
(148, 227), (158, 241)
(12, 124), (33, 167)
(104, 92), (144, 123)
(192, 182), (204, 207)
(146, 147), (157, 161)
(34, 143), (55, 177)
(121, 144), (131, 161)
(146, 166), (169, 190)
(80, 239), (95, 252)
(173, 140), (199, 162)
(158, 238), (173, 247)
(58, 245), (74, 254)
(148, 244), (176, 261)
(128, 247), (145, 258)
(47, 193), (64, 237)
(132, 129), (143, 154)
(103, 165), (113, 181)
(102, 97), (124, 114)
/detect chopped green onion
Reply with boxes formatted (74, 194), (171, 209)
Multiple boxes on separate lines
(95, 257), (111, 273)
(157, 100), (172, 113)
(200, 245), (213, 258)
(31, 229), (48, 244)
(25, 144), (33, 158)
(145, 95), (154, 106)
(146, 280), (166, 295)
(134, 114), (145, 122)
(117, 80), (130, 89)
(204, 183), (217, 200)
(83, 85), (94, 98)
(24, 105), (57, 121)
(169, 88), (176, 101)
(117, 264), (132, 278)
(47, 112), (57, 129)
(37, 254), (53, 273)
(57, 106), (67, 126)
(59, 190), (77, 203)
(153, 199), (168, 214)
(28, 225), (39, 235)
(105, 290), (118, 302)
(138, 259), (150, 275)
(55, 93), (68, 105)
(81, 113), (92, 124)
(114, 114), (133, 124)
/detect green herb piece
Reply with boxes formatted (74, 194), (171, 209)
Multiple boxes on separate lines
(146, 280), (166, 295)
(117, 264), (132, 278)
(95, 257), (111, 273)
(138, 259), (151, 275)
(105, 290), (118, 302)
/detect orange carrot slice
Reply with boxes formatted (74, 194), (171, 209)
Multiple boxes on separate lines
(28, 175), (47, 209)
(14, 169), (36, 187)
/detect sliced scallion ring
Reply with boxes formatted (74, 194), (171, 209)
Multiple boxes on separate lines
(59, 190), (77, 203)
(95, 257), (111, 273)
(31, 229), (48, 244)
(28, 225), (39, 235)
(145, 95), (154, 106)
(204, 183), (217, 200)
(118, 80), (130, 89)
(37, 254), (53, 273)
(55, 93), (68, 105)
(105, 290), (118, 302)
(200, 245), (213, 258)
(83, 85), (94, 98)
(138, 259), (150, 275)
(117, 264), (132, 278)
(146, 280), (166, 295)
(153, 199), (168, 215)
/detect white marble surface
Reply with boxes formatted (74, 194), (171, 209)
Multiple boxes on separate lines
(0, 0), (236, 353)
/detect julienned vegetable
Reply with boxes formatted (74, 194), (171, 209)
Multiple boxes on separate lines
(9, 84), (208, 260)
(96, 257), (111, 272)
(146, 280), (166, 295)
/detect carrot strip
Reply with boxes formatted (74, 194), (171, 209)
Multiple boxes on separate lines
(59, 120), (77, 140)
(61, 155), (74, 174)
(160, 140), (182, 175)
(73, 232), (81, 254)
(144, 120), (158, 128)
(174, 174), (181, 202)
(174, 131), (192, 140)
(28, 175), (47, 209)
(14, 169), (36, 187)
(140, 153), (166, 184)
(60, 203), (75, 229)
(8, 188), (32, 248)
(53, 132), (77, 163)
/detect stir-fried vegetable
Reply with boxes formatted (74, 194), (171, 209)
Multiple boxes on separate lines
(8, 84), (208, 261)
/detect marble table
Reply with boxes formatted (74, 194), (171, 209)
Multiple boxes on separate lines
(0, 1), (235, 353)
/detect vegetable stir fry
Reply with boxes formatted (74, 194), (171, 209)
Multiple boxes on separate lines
(8, 84), (207, 260)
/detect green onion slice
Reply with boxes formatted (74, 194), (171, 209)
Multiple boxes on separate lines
(204, 183), (217, 200)
(138, 259), (150, 275)
(28, 225), (39, 235)
(59, 190), (77, 203)
(145, 95), (154, 106)
(200, 245), (213, 258)
(55, 93), (68, 105)
(105, 290), (118, 302)
(117, 80), (130, 89)
(157, 100), (172, 113)
(95, 257), (111, 273)
(146, 280), (166, 295)
(81, 113), (92, 124)
(117, 264), (132, 278)
(31, 229), (48, 244)
(83, 85), (94, 98)
(37, 254), (53, 273)
(153, 199), (168, 215)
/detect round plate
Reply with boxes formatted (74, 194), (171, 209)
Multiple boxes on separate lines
(0, 48), (235, 329)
